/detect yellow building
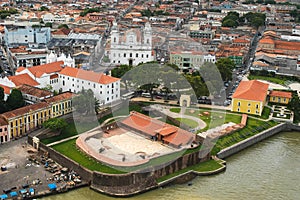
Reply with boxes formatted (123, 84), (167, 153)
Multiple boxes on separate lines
(231, 80), (269, 116)
(1, 102), (51, 139)
(44, 92), (73, 118)
(269, 90), (292, 104)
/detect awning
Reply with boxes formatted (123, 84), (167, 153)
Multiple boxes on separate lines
(29, 188), (34, 193)
(19, 189), (27, 194)
(48, 183), (57, 190)
(9, 191), (17, 197)
(0, 194), (8, 199)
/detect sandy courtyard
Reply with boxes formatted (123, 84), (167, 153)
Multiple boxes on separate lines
(106, 132), (173, 155)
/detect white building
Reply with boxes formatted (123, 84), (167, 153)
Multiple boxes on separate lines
(42, 13), (69, 23)
(4, 25), (51, 46)
(108, 21), (154, 66)
(58, 67), (120, 104)
(46, 51), (75, 68)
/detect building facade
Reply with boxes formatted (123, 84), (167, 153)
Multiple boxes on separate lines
(4, 25), (51, 46)
(109, 21), (153, 66)
(269, 90), (292, 104)
(231, 80), (269, 116)
(58, 67), (120, 105)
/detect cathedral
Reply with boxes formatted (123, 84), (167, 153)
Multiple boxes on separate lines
(108, 21), (154, 66)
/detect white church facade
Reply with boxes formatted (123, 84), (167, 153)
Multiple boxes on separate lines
(108, 21), (154, 66)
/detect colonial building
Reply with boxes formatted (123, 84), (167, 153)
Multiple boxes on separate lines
(108, 21), (154, 66)
(0, 117), (8, 144)
(44, 92), (73, 118)
(58, 67), (120, 104)
(1, 102), (51, 139)
(231, 80), (269, 116)
(269, 90), (292, 104)
(17, 84), (53, 105)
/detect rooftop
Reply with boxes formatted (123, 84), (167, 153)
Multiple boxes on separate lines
(43, 92), (73, 104)
(59, 67), (120, 84)
(269, 90), (292, 99)
(233, 80), (269, 102)
(17, 84), (52, 98)
(8, 74), (39, 87)
(1, 102), (49, 119)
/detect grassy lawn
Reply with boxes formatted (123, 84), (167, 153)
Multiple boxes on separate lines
(157, 159), (223, 183)
(41, 103), (146, 145)
(248, 75), (286, 85)
(211, 119), (278, 155)
(52, 139), (125, 174)
(175, 118), (198, 128)
(170, 107), (181, 113)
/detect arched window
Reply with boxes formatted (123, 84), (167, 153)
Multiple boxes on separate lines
(114, 37), (116, 43)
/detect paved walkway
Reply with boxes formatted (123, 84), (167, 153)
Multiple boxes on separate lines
(150, 105), (207, 131)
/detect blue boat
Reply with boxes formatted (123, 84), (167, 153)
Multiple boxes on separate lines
(0, 194), (8, 200)
(9, 191), (17, 197)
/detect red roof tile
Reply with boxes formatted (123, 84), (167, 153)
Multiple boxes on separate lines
(8, 74), (39, 87)
(59, 67), (120, 84)
(16, 61), (64, 78)
(1, 102), (49, 119)
(121, 111), (194, 147)
(269, 90), (292, 98)
(17, 84), (52, 98)
(0, 84), (11, 95)
(44, 92), (73, 103)
(233, 80), (269, 102)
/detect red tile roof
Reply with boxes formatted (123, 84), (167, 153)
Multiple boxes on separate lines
(0, 84), (11, 95)
(16, 61), (64, 78)
(8, 74), (39, 87)
(0, 116), (8, 126)
(59, 67), (120, 84)
(269, 90), (292, 98)
(233, 80), (269, 102)
(1, 102), (49, 119)
(121, 111), (194, 147)
(17, 84), (52, 98)
(44, 92), (73, 103)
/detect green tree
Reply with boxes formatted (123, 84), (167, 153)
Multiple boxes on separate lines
(45, 22), (52, 28)
(72, 89), (99, 115)
(111, 65), (132, 78)
(222, 12), (239, 27)
(222, 19), (238, 27)
(40, 6), (49, 11)
(43, 118), (67, 132)
(6, 89), (25, 110)
(0, 87), (7, 113)
(288, 94), (300, 123)
(126, 63), (161, 101)
(215, 58), (236, 82)
(58, 24), (69, 29)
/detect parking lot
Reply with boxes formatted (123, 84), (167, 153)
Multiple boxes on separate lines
(0, 136), (84, 198)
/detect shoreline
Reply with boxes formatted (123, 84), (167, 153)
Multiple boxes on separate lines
(25, 123), (300, 198)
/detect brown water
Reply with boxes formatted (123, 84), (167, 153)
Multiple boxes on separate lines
(42, 131), (300, 200)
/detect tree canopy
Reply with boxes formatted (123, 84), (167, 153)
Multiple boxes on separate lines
(43, 118), (67, 132)
(6, 89), (25, 111)
(72, 89), (100, 116)
(215, 58), (236, 82)
(58, 24), (69, 29)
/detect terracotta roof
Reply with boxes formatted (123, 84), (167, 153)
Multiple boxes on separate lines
(44, 92), (73, 103)
(233, 80), (269, 102)
(59, 67), (120, 84)
(17, 84), (52, 98)
(16, 61), (64, 78)
(8, 74), (39, 87)
(0, 116), (8, 126)
(1, 102), (49, 119)
(0, 84), (11, 95)
(269, 90), (292, 98)
(50, 74), (59, 79)
(121, 111), (194, 147)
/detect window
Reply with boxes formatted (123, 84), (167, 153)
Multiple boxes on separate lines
(248, 103), (251, 106)
(273, 97), (276, 101)
(146, 54), (149, 58)
(114, 37), (116, 43)
(237, 108), (240, 112)
(284, 98), (286, 102)
(107, 97), (109, 101)
(130, 53), (132, 58)
(147, 39), (149, 44)
(256, 104), (259, 109)
(63, 81), (65, 86)
(142, 54), (144, 58)
(93, 84), (95, 88)
(124, 53), (126, 57)
(237, 102), (241, 106)
(136, 53), (138, 58)
(248, 109), (251, 113)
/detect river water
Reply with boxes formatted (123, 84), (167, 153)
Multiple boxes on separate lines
(42, 131), (300, 200)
